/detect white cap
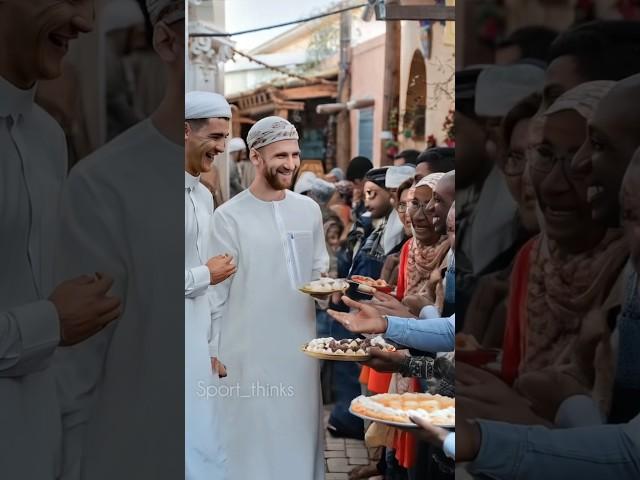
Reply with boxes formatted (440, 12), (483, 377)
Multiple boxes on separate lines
(385, 165), (416, 189)
(294, 172), (316, 194)
(228, 137), (246, 153)
(475, 64), (545, 117)
(185, 91), (231, 120)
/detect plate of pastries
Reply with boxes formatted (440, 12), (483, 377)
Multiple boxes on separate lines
(301, 335), (396, 361)
(299, 278), (349, 296)
(350, 392), (455, 429)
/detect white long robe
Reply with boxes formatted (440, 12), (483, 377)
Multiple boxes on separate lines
(184, 171), (226, 479)
(210, 189), (329, 479)
(0, 76), (67, 479)
(53, 119), (184, 480)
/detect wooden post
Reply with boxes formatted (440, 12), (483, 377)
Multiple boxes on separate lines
(380, 3), (401, 166)
(335, 10), (352, 172)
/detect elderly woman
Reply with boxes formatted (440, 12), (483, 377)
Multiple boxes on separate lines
(502, 81), (629, 392)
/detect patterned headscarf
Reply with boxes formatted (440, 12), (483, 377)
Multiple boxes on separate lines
(529, 80), (617, 145)
(520, 80), (628, 382)
(246, 116), (299, 150)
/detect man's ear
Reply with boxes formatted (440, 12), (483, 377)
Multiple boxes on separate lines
(184, 122), (191, 142)
(153, 21), (178, 63)
(249, 148), (261, 167)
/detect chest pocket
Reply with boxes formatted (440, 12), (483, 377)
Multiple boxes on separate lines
(287, 230), (313, 287)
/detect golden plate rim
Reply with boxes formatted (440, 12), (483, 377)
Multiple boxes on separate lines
(348, 406), (455, 429)
(301, 345), (371, 362)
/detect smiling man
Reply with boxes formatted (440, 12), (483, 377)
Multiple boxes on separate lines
(52, 2), (188, 479)
(184, 90), (236, 480)
(0, 2), (125, 480)
(209, 116), (329, 479)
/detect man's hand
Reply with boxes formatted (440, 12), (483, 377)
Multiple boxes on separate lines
(405, 415), (450, 448)
(50, 273), (122, 346)
(211, 357), (227, 378)
(207, 254), (237, 285)
(515, 370), (589, 421)
(361, 348), (409, 373)
(402, 295), (430, 317)
(367, 291), (413, 317)
(327, 295), (387, 334)
(457, 363), (551, 426)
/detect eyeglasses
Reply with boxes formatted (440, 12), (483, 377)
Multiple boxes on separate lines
(503, 150), (527, 177)
(397, 203), (408, 213)
(407, 199), (431, 216)
(528, 145), (575, 176)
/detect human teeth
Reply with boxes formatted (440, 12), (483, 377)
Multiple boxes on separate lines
(587, 186), (604, 202)
(548, 208), (574, 216)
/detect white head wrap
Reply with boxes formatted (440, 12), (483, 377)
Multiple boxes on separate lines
(310, 178), (337, 204)
(185, 91), (231, 120)
(294, 172), (316, 194)
(246, 116), (299, 150)
(228, 137), (246, 153)
(415, 172), (445, 191)
(146, 0), (185, 25)
(385, 165), (416, 189)
(475, 64), (545, 117)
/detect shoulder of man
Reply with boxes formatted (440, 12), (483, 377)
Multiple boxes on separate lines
(30, 103), (66, 153)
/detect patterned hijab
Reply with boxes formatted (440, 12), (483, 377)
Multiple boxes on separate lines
(405, 173), (449, 301)
(521, 81), (628, 376)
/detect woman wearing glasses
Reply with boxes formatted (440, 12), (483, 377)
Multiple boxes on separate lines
(502, 81), (629, 385)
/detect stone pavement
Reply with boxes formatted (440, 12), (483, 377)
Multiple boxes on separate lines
(323, 406), (383, 480)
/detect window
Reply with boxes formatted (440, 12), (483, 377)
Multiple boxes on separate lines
(358, 107), (374, 160)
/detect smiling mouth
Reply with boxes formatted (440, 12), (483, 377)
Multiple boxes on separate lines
(545, 207), (577, 219)
(49, 33), (73, 52)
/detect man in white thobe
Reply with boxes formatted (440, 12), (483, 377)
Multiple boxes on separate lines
(0, 3), (123, 479)
(211, 116), (329, 479)
(53, 2), (187, 479)
(184, 90), (237, 479)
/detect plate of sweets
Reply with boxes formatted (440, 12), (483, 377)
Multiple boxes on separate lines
(349, 275), (393, 294)
(350, 392), (455, 429)
(456, 333), (500, 368)
(301, 335), (396, 361)
(299, 278), (349, 297)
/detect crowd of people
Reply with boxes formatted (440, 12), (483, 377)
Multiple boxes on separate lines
(454, 19), (640, 479)
(186, 88), (458, 477)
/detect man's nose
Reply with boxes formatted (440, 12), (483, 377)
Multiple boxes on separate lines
(72, 3), (95, 34)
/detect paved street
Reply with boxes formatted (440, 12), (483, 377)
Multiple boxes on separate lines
(323, 406), (382, 480)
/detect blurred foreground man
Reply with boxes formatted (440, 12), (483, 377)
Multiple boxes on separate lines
(54, 1), (186, 479)
(0, 2), (122, 479)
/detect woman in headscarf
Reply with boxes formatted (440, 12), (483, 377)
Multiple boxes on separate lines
(396, 173), (451, 307)
(357, 173), (451, 475)
(502, 81), (630, 398)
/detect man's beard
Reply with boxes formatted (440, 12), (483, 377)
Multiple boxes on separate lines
(265, 166), (297, 191)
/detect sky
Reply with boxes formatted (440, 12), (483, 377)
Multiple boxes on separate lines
(223, 0), (344, 51)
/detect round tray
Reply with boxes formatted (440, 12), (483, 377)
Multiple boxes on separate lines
(301, 345), (371, 362)
(348, 406), (455, 430)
